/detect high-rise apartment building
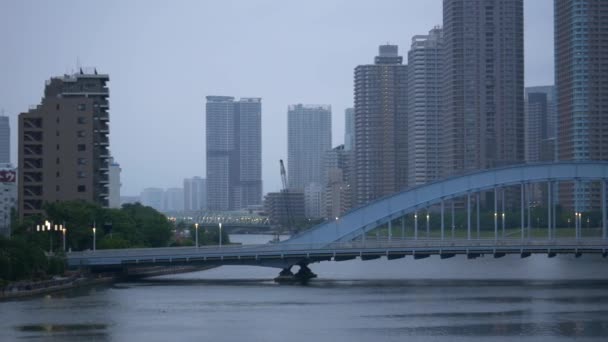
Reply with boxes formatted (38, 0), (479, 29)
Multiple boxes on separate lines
(344, 108), (355, 151)
(287, 104), (332, 190)
(555, 0), (608, 210)
(407, 27), (443, 187)
(184, 177), (207, 212)
(324, 144), (353, 219)
(442, 0), (524, 177)
(206, 96), (262, 211)
(108, 157), (121, 208)
(354, 45), (408, 205)
(0, 116), (9, 164)
(18, 70), (110, 219)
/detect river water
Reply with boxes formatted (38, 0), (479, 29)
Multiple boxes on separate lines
(1, 234), (608, 341)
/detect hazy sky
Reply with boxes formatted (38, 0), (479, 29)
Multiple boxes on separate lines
(0, 0), (554, 196)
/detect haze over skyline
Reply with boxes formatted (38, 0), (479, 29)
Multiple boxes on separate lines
(0, 0), (553, 195)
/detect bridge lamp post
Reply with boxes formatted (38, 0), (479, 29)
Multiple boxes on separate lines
(62, 226), (67, 253)
(426, 213), (430, 238)
(219, 223), (223, 247)
(494, 212), (498, 240)
(414, 212), (418, 240)
(92, 225), (96, 252)
(195, 223), (199, 248)
(501, 213), (505, 237)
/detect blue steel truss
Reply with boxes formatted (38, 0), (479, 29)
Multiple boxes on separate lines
(284, 162), (608, 246)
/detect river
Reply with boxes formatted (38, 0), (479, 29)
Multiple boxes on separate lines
(1, 234), (607, 341)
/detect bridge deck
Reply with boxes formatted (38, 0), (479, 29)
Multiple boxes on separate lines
(67, 239), (608, 269)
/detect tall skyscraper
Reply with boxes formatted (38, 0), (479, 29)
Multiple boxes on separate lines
(407, 27), (443, 187)
(287, 104), (332, 190)
(183, 177), (207, 212)
(354, 45), (408, 205)
(108, 157), (121, 208)
(206, 96), (262, 211)
(555, 0), (608, 210)
(525, 86), (557, 163)
(442, 0), (524, 177)
(344, 108), (355, 151)
(18, 70), (111, 219)
(237, 98), (263, 208)
(0, 115), (9, 164)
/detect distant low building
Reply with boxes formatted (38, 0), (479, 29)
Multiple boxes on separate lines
(183, 177), (206, 212)
(108, 157), (121, 208)
(164, 187), (184, 212)
(264, 190), (305, 228)
(140, 188), (164, 211)
(0, 164), (17, 237)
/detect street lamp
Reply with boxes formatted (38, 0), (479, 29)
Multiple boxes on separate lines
(195, 223), (199, 248)
(37, 220), (59, 253)
(219, 222), (222, 247)
(426, 213), (430, 238)
(92, 225), (97, 251)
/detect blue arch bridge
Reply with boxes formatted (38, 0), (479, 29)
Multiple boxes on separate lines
(68, 162), (608, 281)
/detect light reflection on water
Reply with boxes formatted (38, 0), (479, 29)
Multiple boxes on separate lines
(1, 234), (607, 342)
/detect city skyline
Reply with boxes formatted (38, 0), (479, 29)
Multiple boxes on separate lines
(0, 0), (554, 195)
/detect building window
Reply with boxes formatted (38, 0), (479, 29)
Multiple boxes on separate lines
(56, 104), (60, 110)
(56, 144), (60, 151)
(56, 185), (60, 192)
(77, 185), (86, 193)
(56, 171), (60, 177)
(78, 144), (86, 151)
(77, 130), (86, 137)
(56, 157), (60, 164)
(78, 171), (87, 179)
(77, 158), (86, 165)
(77, 116), (86, 124)
(78, 104), (87, 111)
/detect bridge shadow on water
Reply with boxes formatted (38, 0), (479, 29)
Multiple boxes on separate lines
(120, 277), (608, 291)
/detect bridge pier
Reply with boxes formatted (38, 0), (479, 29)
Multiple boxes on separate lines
(274, 264), (317, 284)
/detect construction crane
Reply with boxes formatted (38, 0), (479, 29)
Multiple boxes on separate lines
(280, 159), (288, 191)
(272, 160), (291, 242)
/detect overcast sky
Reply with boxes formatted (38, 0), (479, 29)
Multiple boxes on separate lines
(0, 0), (553, 196)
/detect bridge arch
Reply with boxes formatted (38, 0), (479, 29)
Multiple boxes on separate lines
(284, 162), (608, 246)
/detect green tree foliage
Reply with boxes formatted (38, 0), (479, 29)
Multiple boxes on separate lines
(0, 236), (52, 282)
(12, 200), (173, 252)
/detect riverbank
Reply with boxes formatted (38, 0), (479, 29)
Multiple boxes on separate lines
(0, 274), (115, 301)
(0, 265), (216, 301)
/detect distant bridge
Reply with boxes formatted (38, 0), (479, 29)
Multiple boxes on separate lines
(68, 162), (608, 279)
